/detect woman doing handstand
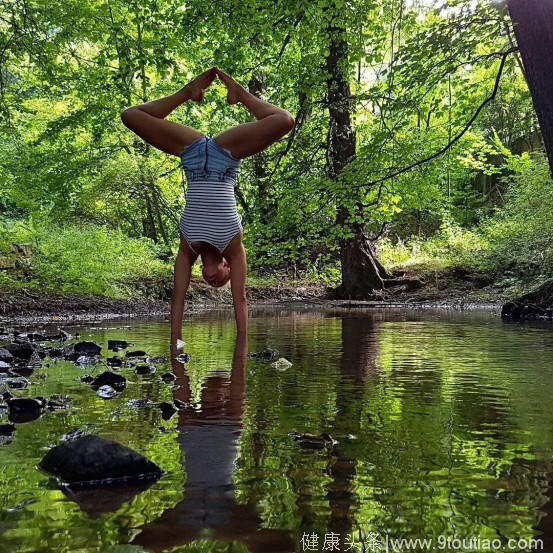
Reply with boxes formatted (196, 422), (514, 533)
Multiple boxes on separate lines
(120, 67), (295, 344)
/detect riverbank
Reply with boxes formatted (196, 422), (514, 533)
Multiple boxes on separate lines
(0, 280), (328, 323)
(1, 264), (518, 323)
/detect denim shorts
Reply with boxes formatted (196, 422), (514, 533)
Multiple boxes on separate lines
(180, 135), (241, 183)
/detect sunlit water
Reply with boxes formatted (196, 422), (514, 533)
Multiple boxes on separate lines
(1, 306), (553, 553)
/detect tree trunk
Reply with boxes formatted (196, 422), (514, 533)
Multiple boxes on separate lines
(508, 0), (553, 175)
(325, 20), (389, 299)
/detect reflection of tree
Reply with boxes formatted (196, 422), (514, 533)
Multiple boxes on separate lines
(132, 333), (293, 552)
(327, 316), (380, 537)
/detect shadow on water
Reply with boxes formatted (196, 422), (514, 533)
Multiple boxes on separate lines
(1, 306), (553, 552)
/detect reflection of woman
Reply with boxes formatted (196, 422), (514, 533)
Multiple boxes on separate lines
(120, 67), (295, 339)
(132, 334), (293, 552)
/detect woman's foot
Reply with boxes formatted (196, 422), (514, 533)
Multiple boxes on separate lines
(215, 67), (247, 105)
(183, 67), (217, 102)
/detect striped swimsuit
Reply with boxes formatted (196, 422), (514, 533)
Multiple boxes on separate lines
(179, 135), (243, 254)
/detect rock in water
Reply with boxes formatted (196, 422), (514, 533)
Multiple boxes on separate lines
(271, 357), (293, 370)
(38, 434), (163, 487)
(174, 353), (191, 363)
(96, 385), (119, 399)
(108, 340), (129, 351)
(74, 341), (102, 356)
(90, 371), (126, 392)
(158, 402), (177, 420)
(249, 348), (278, 361)
(0, 423), (15, 435)
(5, 343), (36, 360)
(0, 348), (14, 363)
(7, 397), (45, 423)
(160, 372), (176, 383)
(125, 350), (147, 358)
(135, 364), (156, 375)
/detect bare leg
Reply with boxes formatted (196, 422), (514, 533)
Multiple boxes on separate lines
(213, 68), (295, 159)
(120, 68), (217, 156)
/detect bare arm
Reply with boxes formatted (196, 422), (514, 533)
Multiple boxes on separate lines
(228, 243), (248, 334)
(170, 245), (196, 352)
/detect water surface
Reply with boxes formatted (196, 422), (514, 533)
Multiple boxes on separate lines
(1, 306), (553, 552)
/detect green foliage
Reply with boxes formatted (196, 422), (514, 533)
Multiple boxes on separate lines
(0, 218), (170, 297)
(0, 0), (548, 294)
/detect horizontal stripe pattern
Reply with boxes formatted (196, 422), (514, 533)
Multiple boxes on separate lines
(179, 179), (243, 253)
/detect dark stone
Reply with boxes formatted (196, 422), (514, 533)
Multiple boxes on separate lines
(174, 353), (191, 363)
(26, 332), (47, 342)
(125, 350), (147, 358)
(248, 348), (278, 361)
(160, 372), (176, 383)
(74, 341), (102, 356)
(47, 395), (71, 410)
(5, 342), (36, 360)
(0, 348), (14, 363)
(173, 399), (188, 410)
(90, 372), (126, 392)
(7, 397), (45, 423)
(80, 375), (94, 383)
(0, 423), (15, 435)
(7, 377), (29, 389)
(106, 356), (123, 368)
(0, 360), (11, 372)
(147, 356), (167, 364)
(2, 390), (14, 400)
(38, 434), (163, 486)
(48, 347), (63, 358)
(501, 300), (550, 321)
(10, 367), (34, 378)
(135, 364), (156, 375)
(108, 340), (129, 351)
(158, 401), (177, 420)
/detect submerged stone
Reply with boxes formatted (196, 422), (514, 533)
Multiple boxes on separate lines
(106, 356), (123, 368)
(74, 341), (102, 356)
(96, 385), (119, 399)
(135, 364), (156, 375)
(271, 357), (292, 370)
(5, 342), (36, 360)
(249, 348), (278, 361)
(174, 353), (191, 363)
(6, 377), (29, 389)
(7, 397), (45, 423)
(158, 401), (177, 420)
(38, 434), (163, 487)
(160, 372), (176, 383)
(125, 350), (147, 358)
(90, 371), (126, 392)
(108, 340), (129, 351)
(0, 423), (15, 435)
(0, 348), (14, 363)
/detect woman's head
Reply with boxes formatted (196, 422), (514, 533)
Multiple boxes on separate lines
(201, 256), (231, 287)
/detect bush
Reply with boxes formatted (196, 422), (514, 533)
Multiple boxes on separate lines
(0, 218), (171, 297)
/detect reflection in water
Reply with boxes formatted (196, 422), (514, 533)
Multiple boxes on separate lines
(1, 307), (553, 552)
(133, 334), (294, 552)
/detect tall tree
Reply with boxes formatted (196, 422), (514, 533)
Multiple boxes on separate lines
(508, 0), (553, 175)
(324, 11), (394, 298)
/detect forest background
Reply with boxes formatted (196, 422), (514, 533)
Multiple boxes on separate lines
(1, 0), (551, 301)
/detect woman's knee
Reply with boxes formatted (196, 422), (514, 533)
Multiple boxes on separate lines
(120, 106), (140, 128)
